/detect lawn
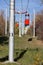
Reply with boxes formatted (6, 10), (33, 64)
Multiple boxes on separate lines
(0, 35), (43, 65)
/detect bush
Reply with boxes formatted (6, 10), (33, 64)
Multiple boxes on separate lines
(35, 11), (43, 40)
(0, 11), (5, 36)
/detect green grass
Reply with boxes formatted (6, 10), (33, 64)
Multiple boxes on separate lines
(0, 63), (19, 65)
(18, 48), (43, 65)
(0, 35), (43, 65)
(15, 35), (43, 49)
(0, 45), (8, 58)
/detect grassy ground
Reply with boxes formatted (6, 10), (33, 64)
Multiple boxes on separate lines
(0, 35), (43, 65)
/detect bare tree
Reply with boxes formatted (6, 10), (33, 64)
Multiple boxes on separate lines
(0, 11), (5, 36)
(35, 11), (43, 40)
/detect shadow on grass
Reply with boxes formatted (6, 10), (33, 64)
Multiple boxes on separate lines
(0, 56), (8, 62)
(14, 49), (28, 61)
(0, 49), (28, 62)
(28, 38), (32, 41)
(0, 36), (8, 45)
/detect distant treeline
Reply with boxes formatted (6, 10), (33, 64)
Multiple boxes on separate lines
(0, 10), (43, 41)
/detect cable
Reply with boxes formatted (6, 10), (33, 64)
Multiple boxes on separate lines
(21, 0), (29, 12)
(0, 0), (5, 8)
(26, 0), (29, 12)
(21, 0), (23, 11)
(3, 0), (9, 6)
(0, 0), (9, 9)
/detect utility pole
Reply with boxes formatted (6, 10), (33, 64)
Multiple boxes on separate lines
(15, 11), (27, 37)
(19, 13), (22, 37)
(22, 16), (24, 35)
(5, 8), (7, 35)
(9, 0), (14, 62)
(33, 9), (35, 38)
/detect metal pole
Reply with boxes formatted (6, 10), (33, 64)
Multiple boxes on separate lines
(22, 16), (24, 35)
(19, 13), (22, 37)
(5, 8), (7, 35)
(9, 0), (14, 62)
(33, 9), (35, 38)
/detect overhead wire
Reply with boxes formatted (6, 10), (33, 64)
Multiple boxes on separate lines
(26, 0), (29, 12)
(21, 0), (23, 11)
(0, 0), (9, 9)
(21, 0), (29, 12)
(3, 0), (9, 6)
(0, 0), (5, 8)
(0, 0), (10, 20)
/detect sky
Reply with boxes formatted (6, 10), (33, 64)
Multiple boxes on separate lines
(0, 0), (43, 23)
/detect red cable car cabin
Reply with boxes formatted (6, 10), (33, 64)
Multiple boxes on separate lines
(24, 13), (30, 26)
(25, 19), (30, 26)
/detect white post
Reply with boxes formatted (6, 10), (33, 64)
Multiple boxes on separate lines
(19, 13), (22, 37)
(22, 21), (24, 35)
(5, 8), (7, 35)
(30, 14), (31, 26)
(33, 9), (35, 38)
(9, 0), (14, 62)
